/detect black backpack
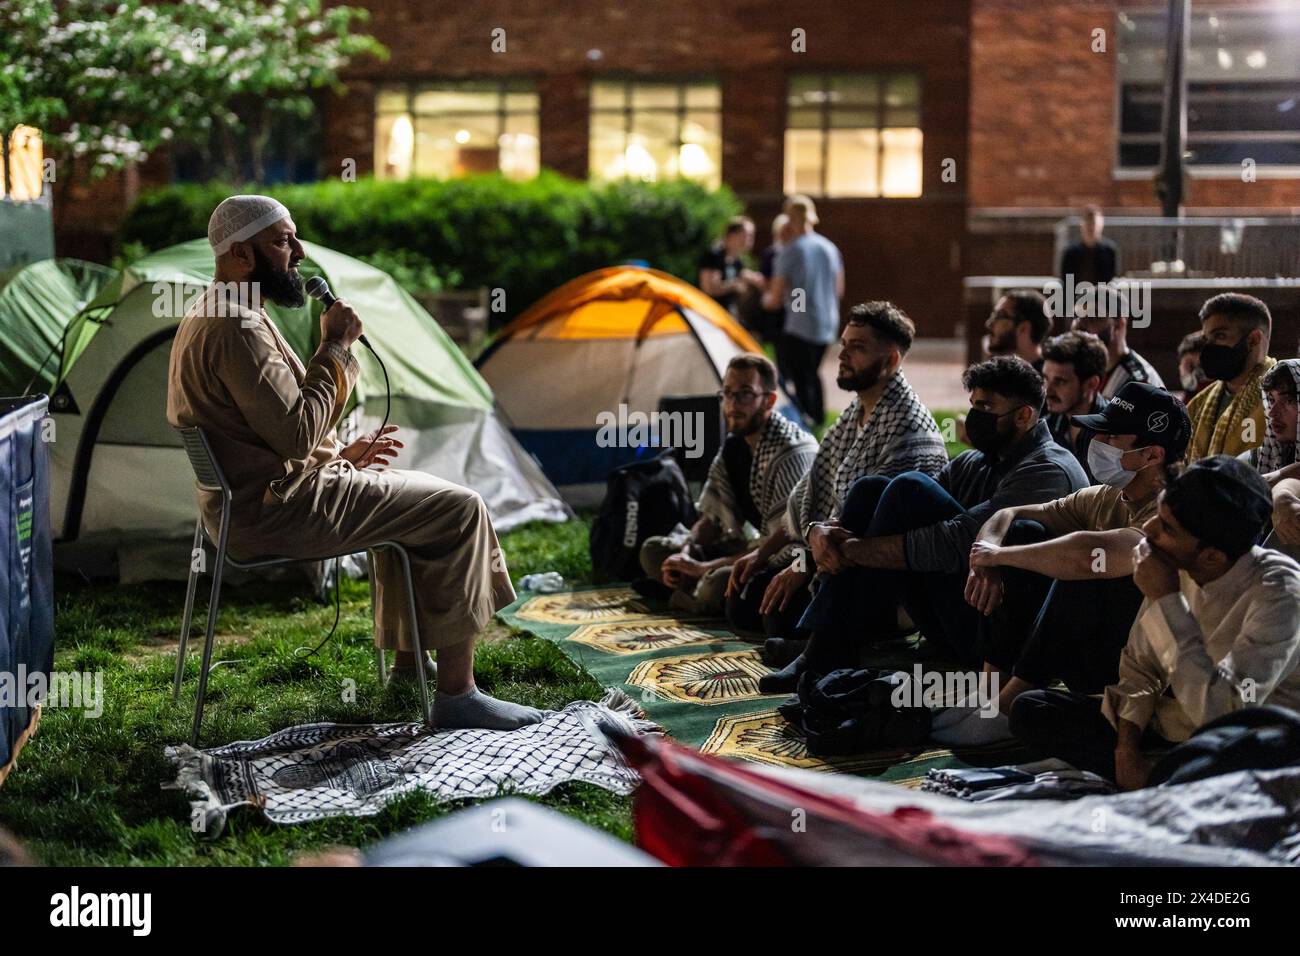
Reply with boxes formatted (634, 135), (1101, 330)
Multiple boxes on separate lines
(1148, 705), (1300, 787)
(778, 668), (933, 757)
(589, 451), (697, 583)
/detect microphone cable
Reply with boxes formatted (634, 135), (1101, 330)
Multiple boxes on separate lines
(295, 337), (391, 662)
(353, 338), (392, 470)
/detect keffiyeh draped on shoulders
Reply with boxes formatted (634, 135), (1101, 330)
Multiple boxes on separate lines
(787, 371), (948, 539)
(697, 410), (817, 541)
(1257, 359), (1299, 474)
(1187, 357), (1276, 461)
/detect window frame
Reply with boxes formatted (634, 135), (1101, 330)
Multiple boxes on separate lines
(587, 75), (722, 186)
(373, 76), (541, 181)
(782, 68), (925, 200)
(1113, 6), (1300, 180)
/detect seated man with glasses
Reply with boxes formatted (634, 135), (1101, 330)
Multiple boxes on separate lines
(637, 354), (816, 616)
(984, 290), (1052, 371)
(729, 302), (949, 663)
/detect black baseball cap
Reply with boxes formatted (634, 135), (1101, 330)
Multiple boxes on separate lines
(1071, 382), (1191, 461)
(1163, 456), (1272, 558)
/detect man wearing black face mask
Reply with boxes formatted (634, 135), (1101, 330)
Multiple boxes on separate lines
(937, 383), (1191, 746)
(1186, 293), (1277, 461)
(760, 356), (1088, 694)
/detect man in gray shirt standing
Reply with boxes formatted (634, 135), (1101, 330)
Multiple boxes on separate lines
(763, 195), (844, 428)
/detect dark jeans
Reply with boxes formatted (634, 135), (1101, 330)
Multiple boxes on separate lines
(983, 573), (1145, 695)
(726, 562), (812, 640)
(975, 523), (1143, 695)
(1010, 688), (1172, 783)
(776, 334), (827, 425)
(798, 472), (986, 669)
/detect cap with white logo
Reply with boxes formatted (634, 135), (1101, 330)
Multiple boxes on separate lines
(1071, 381), (1191, 460)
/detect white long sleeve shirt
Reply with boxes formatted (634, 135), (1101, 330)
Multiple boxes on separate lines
(1103, 546), (1300, 742)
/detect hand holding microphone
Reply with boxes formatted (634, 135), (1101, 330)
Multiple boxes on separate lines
(305, 276), (367, 351)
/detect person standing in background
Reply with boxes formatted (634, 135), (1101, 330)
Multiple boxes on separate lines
(763, 195), (844, 429)
(1059, 204), (1120, 286)
(698, 216), (764, 319)
(753, 213), (793, 343)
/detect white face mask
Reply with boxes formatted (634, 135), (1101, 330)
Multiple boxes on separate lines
(1087, 440), (1138, 489)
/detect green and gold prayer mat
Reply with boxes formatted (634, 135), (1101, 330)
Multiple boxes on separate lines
(498, 586), (1026, 786)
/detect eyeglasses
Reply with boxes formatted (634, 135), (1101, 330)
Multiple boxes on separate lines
(716, 389), (773, 406)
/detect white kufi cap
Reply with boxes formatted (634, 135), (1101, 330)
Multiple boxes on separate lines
(207, 194), (291, 256)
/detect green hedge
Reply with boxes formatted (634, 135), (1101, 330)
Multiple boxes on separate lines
(118, 172), (742, 324)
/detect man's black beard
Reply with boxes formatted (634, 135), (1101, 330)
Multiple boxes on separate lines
(250, 246), (305, 308)
(731, 408), (767, 438)
(987, 331), (1017, 356)
(837, 357), (886, 392)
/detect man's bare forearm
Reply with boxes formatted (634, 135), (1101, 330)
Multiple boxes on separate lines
(976, 507), (1017, 548)
(688, 515), (718, 550)
(994, 530), (1138, 580)
(1116, 718), (1144, 751)
(752, 525), (791, 565)
(976, 502), (1061, 548)
(844, 534), (908, 570)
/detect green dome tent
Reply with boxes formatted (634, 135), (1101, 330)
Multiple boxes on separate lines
(45, 239), (568, 579)
(0, 258), (114, 397)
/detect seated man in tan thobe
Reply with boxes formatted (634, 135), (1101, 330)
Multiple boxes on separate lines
(167, 194), (542, 730)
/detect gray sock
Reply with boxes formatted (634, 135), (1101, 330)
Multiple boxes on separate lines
(434, 687), (544, 731)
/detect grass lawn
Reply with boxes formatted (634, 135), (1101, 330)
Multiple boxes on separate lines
(0, 516), (630, 866)
(0, 409), (964, 866)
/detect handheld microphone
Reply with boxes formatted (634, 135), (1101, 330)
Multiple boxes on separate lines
(304, 275), (371, 350)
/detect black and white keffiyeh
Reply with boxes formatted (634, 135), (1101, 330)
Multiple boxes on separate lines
(1258, 359), (1299, 474)
(698, 411), (817, 539)
(163, 691), (656, 833)
(789, 371), (948, 538)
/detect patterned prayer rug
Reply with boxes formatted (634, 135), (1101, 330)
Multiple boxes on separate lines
(498, 586), (1025, 786)
(164, 690), (654, 833)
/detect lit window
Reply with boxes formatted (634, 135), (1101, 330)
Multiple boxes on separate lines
(590, 80), (721, 188)
(375, 82), (539, 180)
(784, 73), (923, 198)
(2, 126), (44, 201)
(1117, 9), (1300, 169)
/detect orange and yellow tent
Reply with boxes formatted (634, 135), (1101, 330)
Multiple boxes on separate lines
(476, 266), (791, 490)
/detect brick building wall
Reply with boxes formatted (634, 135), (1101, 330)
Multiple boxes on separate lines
(966, 0), (1300, 278)
(49, 0), (1300, 341)
(318, 0), (973, 337)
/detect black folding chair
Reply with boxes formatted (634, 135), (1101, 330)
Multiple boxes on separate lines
(173, 426), (431, 745)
